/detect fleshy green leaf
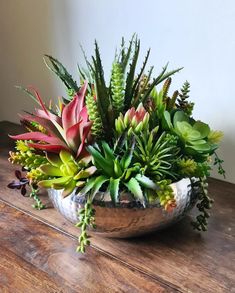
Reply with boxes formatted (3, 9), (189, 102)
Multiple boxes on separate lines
(125, 177), (146, 206)
(162, 111), (173, 129)
(193, 121), (210, 138)
(109, 178), (120, 203)
(87, 145), (113, 175)
(38, 176), (72, 188)
(90, 175), (108, 200)
(39, 164), (63, 176)
(74, 166), (97, 180)
(46, 153), (62, 167)
(135, 174), (159, 190)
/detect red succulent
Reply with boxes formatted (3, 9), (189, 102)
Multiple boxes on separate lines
(10, 82), (92, 158)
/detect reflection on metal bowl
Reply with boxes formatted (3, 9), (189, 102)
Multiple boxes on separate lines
(48, 178), (198, 238)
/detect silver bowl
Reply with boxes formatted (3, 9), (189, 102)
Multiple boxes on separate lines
(48, 178), (197, 238)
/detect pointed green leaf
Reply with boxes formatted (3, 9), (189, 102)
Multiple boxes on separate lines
(135, 174), (159, 190)
(38, 176), (72, 188)
(39, 164), (63, 176)
(90, 175), (108, 200)
(87, 145), (114, 175)
(124, 38), (140, 109)
(109, 178), (120, 204)
(78, 177), (97, 196)
(125, 177), (146, 206)
(101, 141), (115, 160)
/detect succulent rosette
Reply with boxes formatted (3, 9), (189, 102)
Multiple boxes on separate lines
(8, 36), (225, 252)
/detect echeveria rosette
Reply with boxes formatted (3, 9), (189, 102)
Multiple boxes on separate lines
(38, 150), (96, 197)
(163, 110), (221, 160)
(10, 82), (92, 158)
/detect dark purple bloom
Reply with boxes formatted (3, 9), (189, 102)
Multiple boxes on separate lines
(7, 170), (29, 196)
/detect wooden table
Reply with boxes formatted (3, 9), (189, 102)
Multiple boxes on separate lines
(0, 121), (234, 293)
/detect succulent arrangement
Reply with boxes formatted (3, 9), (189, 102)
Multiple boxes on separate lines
(8, 36), (225, 253)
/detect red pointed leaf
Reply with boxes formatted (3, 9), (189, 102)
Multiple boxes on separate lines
(82, 121), (92, 139)
(28, 143), (68, 153)
(76, 81), (88, 114)
(35, 109), (62, 126)
(19, 114), (60, 137)
(27, 87), (49, 117)
(79, 106), (88, 123)
(62, 96), (79, 131)
(9, 132), (66, 146)
(66, 121), (82, 152)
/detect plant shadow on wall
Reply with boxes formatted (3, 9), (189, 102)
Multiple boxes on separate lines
(7, 35), (225, 253)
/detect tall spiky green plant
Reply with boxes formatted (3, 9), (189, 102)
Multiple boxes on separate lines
(89, 41), (114, 139)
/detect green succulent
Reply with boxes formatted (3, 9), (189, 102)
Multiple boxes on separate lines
(86, 93), (103, 138)
(110, 61), (125, 113)
(115, 103), (149, 136)
(38, 151), (96, 197)
(9, 148), (47, 170)
(176, 81), (194, 116)
(163, 110), (217, 159)
(156, 180), (176, 211)
(134, 128), (179, 180)
(81, 141), (160, 206)
(26, 168), (49, 184)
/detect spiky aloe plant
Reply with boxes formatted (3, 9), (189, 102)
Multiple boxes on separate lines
(80, 141), (160, 206)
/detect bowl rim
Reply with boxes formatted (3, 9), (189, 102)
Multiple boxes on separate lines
(48, 177), (194, 209)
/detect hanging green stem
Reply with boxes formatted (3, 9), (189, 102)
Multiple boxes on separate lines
(191, 177), (213, 231)
(29, 185), (46, 210)
(214, 152), (226, 179)
(75, 198), (96, 253)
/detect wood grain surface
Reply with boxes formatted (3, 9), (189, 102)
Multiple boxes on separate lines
(0, 121), (235, 293)
(0, 202), (171, 293)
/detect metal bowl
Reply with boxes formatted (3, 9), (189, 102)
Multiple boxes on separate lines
(48, 178), (197, 238)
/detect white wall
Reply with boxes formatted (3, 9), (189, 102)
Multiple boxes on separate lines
(0, 0), (234, 183)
